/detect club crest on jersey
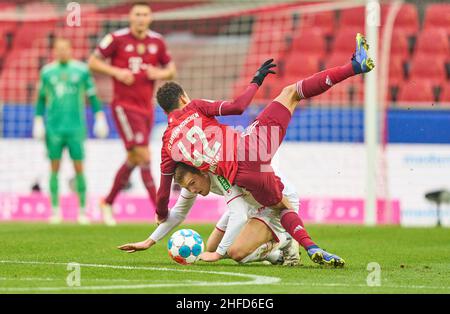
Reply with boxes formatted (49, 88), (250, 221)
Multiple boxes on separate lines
(148, 44), (158, 54)
(137, 43), (146, 55)
(135, 132), (144, 144)
(125, 44), (134, 52)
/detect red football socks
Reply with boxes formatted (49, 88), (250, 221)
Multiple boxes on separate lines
(140, 164), (157, 207)
(105, 161), (135, 205)
(280, 210), (316, 249)
(296, 62), (355, 99)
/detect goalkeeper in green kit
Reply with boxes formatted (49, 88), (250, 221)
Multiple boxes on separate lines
(33, 38), (109, 224)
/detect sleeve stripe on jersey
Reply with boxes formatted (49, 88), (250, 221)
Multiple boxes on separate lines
(180, 194), (195, 200)
(218, 101), (226, 116)
(226, 194), (243, 205)
(296, 80), (305, 99)
(215, 226), (225, 233)
(161, 172), (175, 176)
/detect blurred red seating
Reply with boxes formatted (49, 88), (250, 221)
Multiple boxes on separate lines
(397, 81), (435, 104)
(290, 28), (325, 59)
(283, 54), (320, 78)
(409, 55), (447, 87)
(381, 3), (419, 36)
(325, 52), (352, 69)
(414, 29), (449, 60)
(440, 83), (450, 103)
(298, 11), (335, 37)
(332, 29), (358, 56)
(339, 7), (365, 30)
(423, 3), (450, 35)
(389, 30), (410, 61)
(388, 56), (405, 87)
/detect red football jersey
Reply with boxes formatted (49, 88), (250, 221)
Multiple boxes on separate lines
(160, 99), (240, 183)
(95, 28), (172, 114)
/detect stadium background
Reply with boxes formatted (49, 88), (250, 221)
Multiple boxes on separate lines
(0, 0), (449, 227)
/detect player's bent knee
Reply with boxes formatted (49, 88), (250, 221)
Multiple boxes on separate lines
(227, 246), (251, 262)
(281, 84), (297, 96)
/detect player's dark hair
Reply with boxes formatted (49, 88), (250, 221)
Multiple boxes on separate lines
(131, 1), (150, 9)
(174, 163), (201, 184)
(157, 81), (185, 113)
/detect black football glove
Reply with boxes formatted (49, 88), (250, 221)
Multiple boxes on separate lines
(251, 58), (277, 86)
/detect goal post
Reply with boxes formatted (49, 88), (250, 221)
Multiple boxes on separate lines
(364, 0), (380, 226)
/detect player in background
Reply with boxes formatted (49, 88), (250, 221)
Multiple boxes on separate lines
(33, 38), (109, 225)
(155, 33), (374, 264)
(118, 163), (301, 266)
(88, 2), (176, 225)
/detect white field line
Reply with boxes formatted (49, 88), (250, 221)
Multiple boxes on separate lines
(0, 260), (280, 292)
(273, 282), (450, 291)
(1, 260), (449, 292)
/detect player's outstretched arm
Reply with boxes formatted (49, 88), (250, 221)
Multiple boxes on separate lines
(200, 184), (248, 262)
(202, 59), (276, 117)
(118, 189), (197, 253)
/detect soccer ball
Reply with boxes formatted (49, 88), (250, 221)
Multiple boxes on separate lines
(168, 229), (204, 265)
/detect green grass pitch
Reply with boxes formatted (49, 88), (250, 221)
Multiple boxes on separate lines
(0, 223), (449, 294)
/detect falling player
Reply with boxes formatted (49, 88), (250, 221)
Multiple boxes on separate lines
(33, 38), (109, 224)
(155, 33), (374, 265)
(118, 162), (301, 266)
(88, 2), (176, 225)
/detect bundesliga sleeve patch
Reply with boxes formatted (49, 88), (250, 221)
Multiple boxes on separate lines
(217, 176), (231, 193)
(99, 34), (113, 49)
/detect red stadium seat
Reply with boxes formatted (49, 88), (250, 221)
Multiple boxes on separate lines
(415, 29), (449, 60)
(283, 54), (320, 78)
(332, 29), (359, 56)
(381, 3), (419, 36)
(298, 11), (335, 37)
(290, 28), (326, 59)
(325, 52), (352, 69)
(339, 7), (365, 30)
(389, 30), (410, 61)
(397, 81), (435, 104)
(423, 4), (450, 35)
(388, 56), (405, 87)
(409, 55), (447, 87)
(439, 83), (450, 104)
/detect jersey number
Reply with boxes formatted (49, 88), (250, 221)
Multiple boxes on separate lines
(177, 126), (221, 167)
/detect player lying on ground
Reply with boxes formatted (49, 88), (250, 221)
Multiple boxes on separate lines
(155, 33), (374, 265)
(118, 162), (301, 266)
(33, 38), (109, 225)
(171, 163), (343, 265)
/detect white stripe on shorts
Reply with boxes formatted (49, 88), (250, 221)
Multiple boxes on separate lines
(115, 106), (134, 142)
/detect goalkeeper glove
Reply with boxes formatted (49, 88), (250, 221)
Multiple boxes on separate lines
(251, 58), (277, 86)
(32, 116), (45, 140)
(93, 112), (109, 138)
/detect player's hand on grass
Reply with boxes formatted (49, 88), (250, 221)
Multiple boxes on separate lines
(113, 68), (135, 85)
(199, 251), (223, 262)
(32, 116), (45, 140)
(118, 239), (155, 253)
(251, 58), (277, 86)
(93, 112), (109, 138)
